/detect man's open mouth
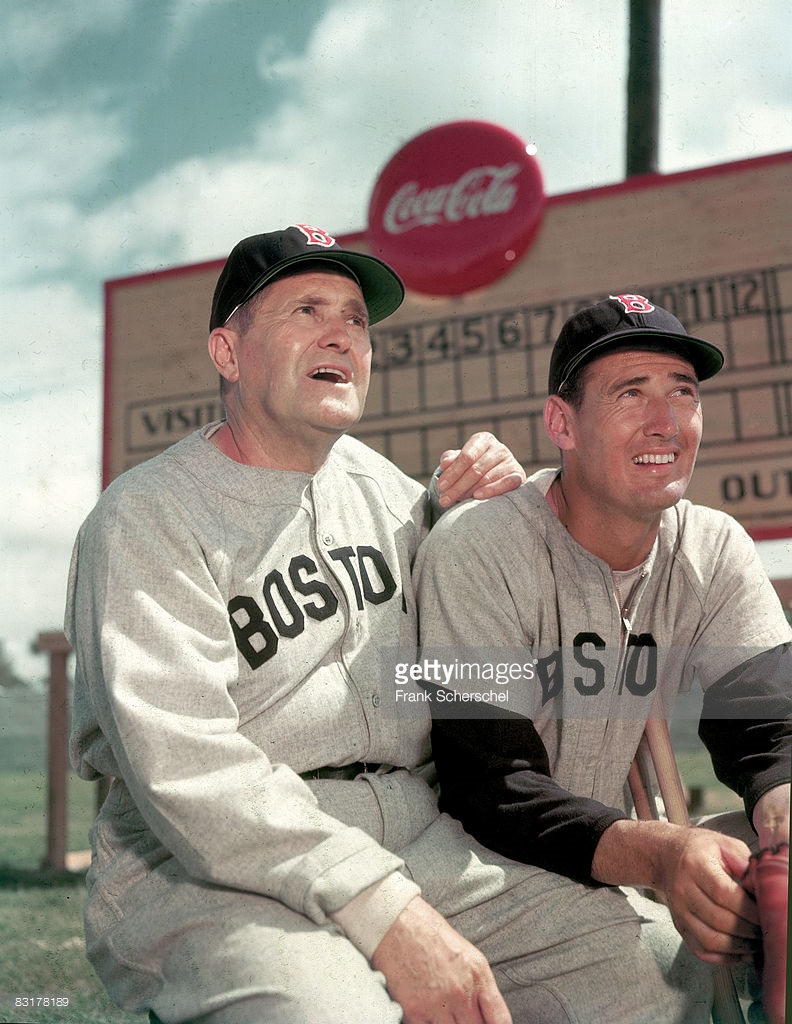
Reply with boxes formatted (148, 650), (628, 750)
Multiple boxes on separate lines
(310, 367), (349, 383)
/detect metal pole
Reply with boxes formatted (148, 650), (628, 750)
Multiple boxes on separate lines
(626, 0), (661, 176)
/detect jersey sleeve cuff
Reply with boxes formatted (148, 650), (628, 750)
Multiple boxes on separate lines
(329, 871), (420, 959)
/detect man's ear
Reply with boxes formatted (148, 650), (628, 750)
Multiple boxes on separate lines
(544, 395), (576, 452)
(208, 327), (240, 385)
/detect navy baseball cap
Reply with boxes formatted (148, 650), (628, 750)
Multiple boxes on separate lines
(210, 224), (405, 331)
(548, 294), (724, 394)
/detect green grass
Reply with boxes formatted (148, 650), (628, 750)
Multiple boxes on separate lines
(0, 769), (141, 1023)
(0, 882), (140, 1023)
(0, 770), (96, 871)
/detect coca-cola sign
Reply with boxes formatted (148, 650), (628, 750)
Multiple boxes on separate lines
(367, 121), (544, 295)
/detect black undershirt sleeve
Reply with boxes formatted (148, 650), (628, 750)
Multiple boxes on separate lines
(698, 643), (792, 827)
(426, 684), (626, 883)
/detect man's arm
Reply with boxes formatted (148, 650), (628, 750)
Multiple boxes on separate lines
(431, 708), (626, 881)
(430, 705), (764, 967)
(431, 698), (763, 966)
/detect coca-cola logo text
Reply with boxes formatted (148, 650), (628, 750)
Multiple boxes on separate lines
(382, 164), (519, 235)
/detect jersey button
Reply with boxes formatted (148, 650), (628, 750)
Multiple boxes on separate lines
(371, 694), (381, 708)
(322, 534), (334, 546)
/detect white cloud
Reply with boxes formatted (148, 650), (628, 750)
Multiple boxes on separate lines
(663, 100), (792, 170)
(74, 150), (369, 278)
(5, 388), (100, 548)
(259, 0), (630, 197)
(0, 0), (133, 71)
(4, 374), (101, 684)
(257, 35), (293, 82)
(10, 0), (634, 292)
(1, 104), (126, 202)
(4, 281), (103, 386)
(756, 539), (792, 580)
(3, 278), (101, 679)
(0, 102), (129, 292)
(660, 1), (792, 168)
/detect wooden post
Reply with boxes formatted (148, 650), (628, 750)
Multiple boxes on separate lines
(35, 631), (72, 872)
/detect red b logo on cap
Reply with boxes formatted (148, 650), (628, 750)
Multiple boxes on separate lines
(610, 294), (655, 314)
(295, 224), (336, 248)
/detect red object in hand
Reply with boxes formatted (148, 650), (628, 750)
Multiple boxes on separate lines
(743, 843), (789, 1024)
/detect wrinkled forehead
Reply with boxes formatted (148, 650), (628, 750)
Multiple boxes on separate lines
(241, 261), (367, 324)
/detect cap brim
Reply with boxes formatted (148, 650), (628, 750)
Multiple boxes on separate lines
(234, 250), (404, 326)
(560, 327), (724, 387)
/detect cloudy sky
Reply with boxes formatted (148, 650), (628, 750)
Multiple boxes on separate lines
(4, 0), (792, 681)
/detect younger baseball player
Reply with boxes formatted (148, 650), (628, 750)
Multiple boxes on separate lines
(415, 294), (791, 1022)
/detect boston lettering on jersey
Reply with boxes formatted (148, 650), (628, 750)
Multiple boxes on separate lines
(537, 631), (658, 704)
(228, 545), (398, 670)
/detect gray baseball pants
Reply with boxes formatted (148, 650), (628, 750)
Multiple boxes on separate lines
(86, 775), (714, 1024)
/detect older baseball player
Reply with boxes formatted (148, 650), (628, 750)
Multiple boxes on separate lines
(414, 294), (791, 1022)
(67, 244), (713, 1024)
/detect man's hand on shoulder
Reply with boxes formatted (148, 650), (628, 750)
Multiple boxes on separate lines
(371, 895), (512, 1024)
(436, 432), (525, 508)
